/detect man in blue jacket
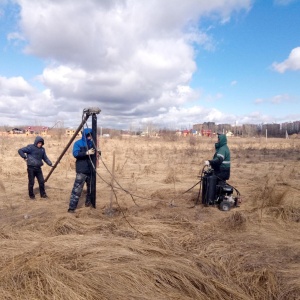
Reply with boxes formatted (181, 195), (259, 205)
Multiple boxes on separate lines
(18, 136), (52, 199)
(68, 128), (98, 213)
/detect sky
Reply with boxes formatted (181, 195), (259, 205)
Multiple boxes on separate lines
(0, 0), (299, 130)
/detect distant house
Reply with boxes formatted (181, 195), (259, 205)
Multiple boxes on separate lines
(66, 128), (80, 136)
(66, 129), (77, 136)
(25, 126), (49, 135)
(10, 128), (24, 134)
(201, 129), (212, 137)
(182, 130), (190, 137)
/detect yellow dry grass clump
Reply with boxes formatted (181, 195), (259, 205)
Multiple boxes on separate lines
(0, 135), (299, 299)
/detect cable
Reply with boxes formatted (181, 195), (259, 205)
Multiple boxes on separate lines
(82, 120), (243, 212)
(68, 112), (204, 235)
(83, 122), (146, 235)
(84, 122), (174, 205)
(83, 123), (141, 203)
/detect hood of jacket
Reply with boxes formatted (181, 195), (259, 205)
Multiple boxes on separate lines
(82, 128), (93, 146)
(34, 136), (44, 146)
(82, 128), (92, 139)
(215, 134), (227, 149)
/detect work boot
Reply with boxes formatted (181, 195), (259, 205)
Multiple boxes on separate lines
(29, 195), (35, 200)
(68, 208), (75, 213)
(41, 194), (48, 199)
(85, 201), (91, 207)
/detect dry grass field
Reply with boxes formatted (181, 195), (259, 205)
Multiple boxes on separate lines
(0, 134), (299, 300)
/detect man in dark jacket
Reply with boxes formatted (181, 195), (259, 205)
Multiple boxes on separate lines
(18, 136), (52, 199)
(205, 133), (231, 181)
(68, 128), (98, 213)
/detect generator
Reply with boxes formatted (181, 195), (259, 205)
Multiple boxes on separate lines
(201, 168), (240, 211)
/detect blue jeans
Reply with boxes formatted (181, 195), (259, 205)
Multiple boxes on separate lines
(69, 173), (91, 210)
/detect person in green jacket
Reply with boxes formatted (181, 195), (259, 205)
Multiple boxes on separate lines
(204, 133), (231, 181)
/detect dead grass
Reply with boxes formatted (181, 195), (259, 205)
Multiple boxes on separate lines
(266, 206), (300, 222)
(221, 211), (247, 231)
(0, 135), (299, 299)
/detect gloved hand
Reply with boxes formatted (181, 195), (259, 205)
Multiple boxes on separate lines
(86, 148), (95, 155)
(204, 160), (210, 166)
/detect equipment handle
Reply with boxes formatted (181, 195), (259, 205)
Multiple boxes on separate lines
(44, 114), (90, 182)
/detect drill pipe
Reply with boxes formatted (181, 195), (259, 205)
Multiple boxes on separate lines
(44, 114), (90, 182)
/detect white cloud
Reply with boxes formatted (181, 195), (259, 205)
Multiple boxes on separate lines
(255, 94), (293, 104)
(272, 47), (300, 73)
(274, 0), (298, 5)
(3, 0), (253, 127)
(204, 93), (223, 103)
(7, 31), (24, 41)
(238, 111), (271, 124)
(270, 94), (291, 104)
(0, 75), (63, 125)
(0, 76), (34, 96)
(139, 106), (231, 129)
(254, 98), (264, 104)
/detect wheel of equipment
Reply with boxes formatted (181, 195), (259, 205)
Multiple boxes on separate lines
(219, 201), (231, 211)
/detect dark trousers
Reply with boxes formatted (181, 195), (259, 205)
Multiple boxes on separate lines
(27, 166), (46, 197)
(69, 173), (91, 210)
(215, 168), (230, 181)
